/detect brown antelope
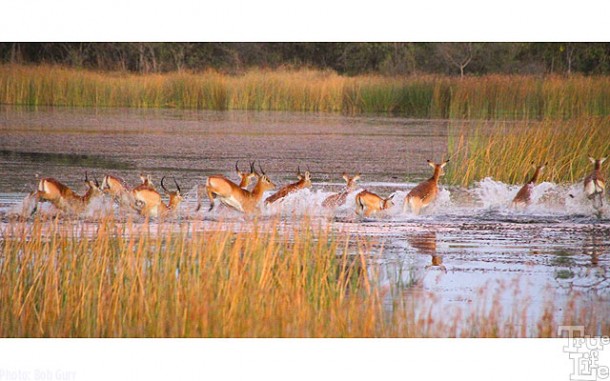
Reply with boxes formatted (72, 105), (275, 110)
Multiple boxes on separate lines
(204, 164), (276, 214)
(101, 173), (155, 208)
(403, 159), (449, 215)
(512, 162), (547, 208)
(195, 161), (257, 212)
(33, 172), (102, 214)
(322, 172), (361, 208)
(584, 156), (607, 209)
(355, 190), (395, 217)
(264, 167), (311, 205)
(132, 176), (183, 217)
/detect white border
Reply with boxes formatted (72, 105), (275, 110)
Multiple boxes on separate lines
(1, 0), (609, 41)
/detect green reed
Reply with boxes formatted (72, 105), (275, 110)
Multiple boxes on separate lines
(446, 117), (610, 186)
(0, 217), (606, 337)
(3, 65), (610, 119)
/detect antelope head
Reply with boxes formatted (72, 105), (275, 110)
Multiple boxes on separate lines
(84, 171), (102, 196)
(428, 159), (450, 178)
(382, 193), (395, 210)
(256, 164), (276, 192)
(343, 172), (361, 190)
(236, 160), (257, 188)
(161, 176), (183, 209)
(297, 166), (312, 187)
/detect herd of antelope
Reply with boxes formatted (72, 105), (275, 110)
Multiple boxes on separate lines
(26, 156), (607, 219)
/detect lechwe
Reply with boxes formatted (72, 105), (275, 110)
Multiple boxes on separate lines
(403, 159), (449, 215)
(584, 156), (607, 209)
(101, 173), (154, 208)
(355, 190), (394, 217)
(132, 176), (183, 218)
(322, 173), (360, 208)
(195, 161), (256, 212)
(32, 172), (102, 215)
(265, 166), (311, 205)
(511, 162), (547, 208)
(205, 164), (276, 214)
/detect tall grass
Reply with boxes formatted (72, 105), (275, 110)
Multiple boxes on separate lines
(2, 64), (610, 119)
(446, 117), (610, 186)
(0, 217), (606, 337)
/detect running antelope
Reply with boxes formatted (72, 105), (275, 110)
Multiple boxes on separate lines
(195, 161), (257, 212)
(584, 156), (607, 209)
(205, 164), (276, 214)
(33, 172), (102, 214)
(355, 190), (395, 217)
(265, 167), (311, 205)
(322, 173), (361, 208)
(132, 176), (183, 217)
(512, 162), (547, 208)
(101, 173), (154, 208)
(403, 159), (449, 215)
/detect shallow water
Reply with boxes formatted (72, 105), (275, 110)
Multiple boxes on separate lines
(1, 106), (608, 336)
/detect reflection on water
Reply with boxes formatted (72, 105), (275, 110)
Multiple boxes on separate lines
(1, 106), (609, 335)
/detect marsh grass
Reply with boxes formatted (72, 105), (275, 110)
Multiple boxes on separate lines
(446, 117), (610, 186)
(3, 64), (610, 119)
(0, 216), (607, 337)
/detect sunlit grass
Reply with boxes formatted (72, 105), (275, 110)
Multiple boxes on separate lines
(0, 216), (606, 337)
(446, 117), (610, 186)
(3, 64), (610, 119)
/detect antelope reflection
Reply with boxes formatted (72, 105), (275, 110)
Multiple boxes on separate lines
(406, 231), (447, 273)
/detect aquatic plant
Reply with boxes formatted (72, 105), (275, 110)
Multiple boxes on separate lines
(2, 64), (610, 119)
(0, 217), (606, 337)
(446, 117), (610, 186)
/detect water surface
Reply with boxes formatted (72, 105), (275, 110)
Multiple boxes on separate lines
(1, 106), (608, 336)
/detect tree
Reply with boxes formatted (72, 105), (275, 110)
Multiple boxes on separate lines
(437, 43), (475, 78)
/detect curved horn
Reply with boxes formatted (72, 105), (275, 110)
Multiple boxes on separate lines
(235, 160), (240, 173)
(173, 178), (181, 194)
(259, 164), (266, 176)
(297, 166), (301, 176)
(94, 175), (100, 188)
(85, 171), (89, 182)
(161, 176), (168, 193)
(250, 161), (256, 174)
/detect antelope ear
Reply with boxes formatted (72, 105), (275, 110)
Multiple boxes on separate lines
(342, 173), (349, 182)
(387, 193), (395, 200)
(440, 160), (449, 168)
(589, 156), (596, 163)
(601, 157), (607, 163)
(352, 174), (361, 182)
(428, 160), (436, 168)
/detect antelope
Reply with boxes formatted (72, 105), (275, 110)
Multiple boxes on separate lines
(355, 190), (395, 217)
(512, 162), (547, 208)
(132, 176), (183, 217)
(205, 164), (276, 214)
(264, 167), (311, 205)
(195, 161), (257, 212)
(101, 173), (155, 208)
(403, 159), (449, 215)
(322, 173), (361, 208)
(33, 172), (102, 214)
(584, 156), (607, 209)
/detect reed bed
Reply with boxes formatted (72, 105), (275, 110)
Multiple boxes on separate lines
(0, 217), (606, 337)
(2, 64), (610, 119)
(446, 117), (610, 186)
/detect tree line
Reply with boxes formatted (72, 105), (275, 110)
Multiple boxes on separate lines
(2, 43), (610, 76)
